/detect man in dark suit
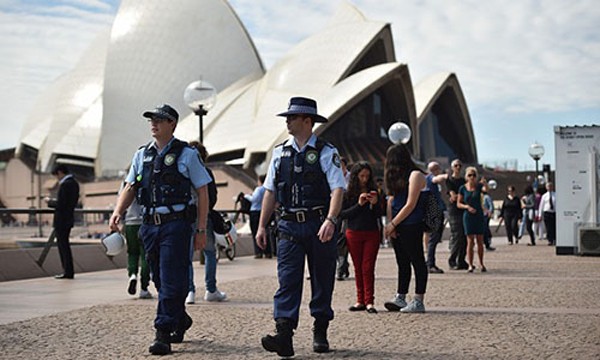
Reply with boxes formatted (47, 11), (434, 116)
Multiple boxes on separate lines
(47, 164), (80, 279)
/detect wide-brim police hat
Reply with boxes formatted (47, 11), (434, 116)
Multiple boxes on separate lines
(143, 104), (179, 122)
(277, 97), (328, 123)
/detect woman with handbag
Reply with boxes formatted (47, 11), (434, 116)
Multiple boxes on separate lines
(383, 144), (428, 313)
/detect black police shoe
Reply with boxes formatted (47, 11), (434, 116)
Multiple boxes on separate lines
(149, 330), (171, 355)
(261, 318), (294, 358)
(312, 319), (330, 353)
(170, 312), (193, 343)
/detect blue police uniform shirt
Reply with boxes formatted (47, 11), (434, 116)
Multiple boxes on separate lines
(245, 186), (266, 212)
(263, 134), (346, 205)
(126, 137), (212, 214)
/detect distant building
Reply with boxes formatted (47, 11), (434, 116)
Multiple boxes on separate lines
(16, 0), (477, 181)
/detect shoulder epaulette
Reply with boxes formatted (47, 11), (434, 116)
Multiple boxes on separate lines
(139, 141), (152, 150)
(275, 141), (288, 148)
(315, 138), (334, 151)
(170, 138), (190, 150)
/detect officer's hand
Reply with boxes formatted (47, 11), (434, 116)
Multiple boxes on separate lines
(108, 213), (121, 232)
(194, 232), (206, 251)
(256, 227), (267, 250)
(317, 220), (335, 242)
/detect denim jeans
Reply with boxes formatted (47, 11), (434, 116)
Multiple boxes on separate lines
(189, 218), (215, 293)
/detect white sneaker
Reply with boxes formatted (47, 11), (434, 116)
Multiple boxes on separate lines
(400, 298), (426, 313)
(384, 293), (407, 312)
(204, 289), (227, 302)
(139, 289), (153, 299)
(127, 274), (137, 295)
(186, 291), (195, 304)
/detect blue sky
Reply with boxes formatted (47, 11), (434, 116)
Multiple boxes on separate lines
(1, 0), (599, 170)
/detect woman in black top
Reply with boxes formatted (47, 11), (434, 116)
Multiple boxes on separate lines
(340, 162), (383, 314)
(522, 185), (536, 246)
(500, 186), (521, 244)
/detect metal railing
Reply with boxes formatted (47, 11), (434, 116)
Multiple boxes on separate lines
(0, 208), (115, 267)
(0, 208), (246, 267)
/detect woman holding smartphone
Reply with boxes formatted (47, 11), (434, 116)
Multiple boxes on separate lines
(340, 162), (384, 314)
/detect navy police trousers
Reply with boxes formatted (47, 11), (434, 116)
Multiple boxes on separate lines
(274, 218), (337, 328)
(140, 219), (192, 332)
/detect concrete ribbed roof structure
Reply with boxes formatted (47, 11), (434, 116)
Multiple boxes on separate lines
(17, 0), (264, 178)
(17, 0), (477, 179)
(415, 72), (478, 164)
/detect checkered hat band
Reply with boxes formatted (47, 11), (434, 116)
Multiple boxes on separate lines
(288, 105), (317, 114)
(155, 110), (176, 121)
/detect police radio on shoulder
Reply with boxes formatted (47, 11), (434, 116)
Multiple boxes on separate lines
(325, 216), (338, 226)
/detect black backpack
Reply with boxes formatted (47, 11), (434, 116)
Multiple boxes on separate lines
(236, 192), (252, 214)
(206, 168), (217, 211)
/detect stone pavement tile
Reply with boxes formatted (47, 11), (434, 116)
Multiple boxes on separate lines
(0, 244), (599, 359)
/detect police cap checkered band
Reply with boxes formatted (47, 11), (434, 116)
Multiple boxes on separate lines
(142, 104), (179, 122)
(277, 96), (328, 123)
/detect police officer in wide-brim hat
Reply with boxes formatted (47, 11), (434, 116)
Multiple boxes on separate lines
(256, 96), (346, 357)
(276, 96), (328, 123)
(109, 103), (213, 355)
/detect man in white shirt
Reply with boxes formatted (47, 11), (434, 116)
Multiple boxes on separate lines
(538, 182), (556, 246)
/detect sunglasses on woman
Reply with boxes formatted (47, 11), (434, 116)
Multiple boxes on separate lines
(467, 173), (476, 178)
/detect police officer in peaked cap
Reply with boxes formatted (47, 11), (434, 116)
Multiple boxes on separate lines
(109, 104), (213, 355)
(256, 97), (346, 357)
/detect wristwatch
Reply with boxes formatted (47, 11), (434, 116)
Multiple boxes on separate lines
(325, 216), (338, 226)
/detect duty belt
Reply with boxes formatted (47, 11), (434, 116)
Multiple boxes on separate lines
(143, 210), (188, 225)
(280, 207), (325, 223)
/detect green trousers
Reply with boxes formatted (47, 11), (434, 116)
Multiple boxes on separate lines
(125, 224), (150, 290)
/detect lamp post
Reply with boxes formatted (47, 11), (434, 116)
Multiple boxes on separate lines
(184, 80), (217, 143)
(528, 142), (545, 188)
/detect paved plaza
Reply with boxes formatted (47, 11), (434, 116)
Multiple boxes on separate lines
(0, 239), (599, 359)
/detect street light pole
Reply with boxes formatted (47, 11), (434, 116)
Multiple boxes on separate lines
(194, 105), (208, 143)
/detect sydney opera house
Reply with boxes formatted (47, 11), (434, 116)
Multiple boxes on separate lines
(1, 0), (477, 216)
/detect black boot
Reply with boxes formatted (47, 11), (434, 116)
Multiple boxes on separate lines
(313, 319), (329, 353)
(149, 330), (171, 355)
(261, 318), (294, 358)
(170, 312), (193, 343)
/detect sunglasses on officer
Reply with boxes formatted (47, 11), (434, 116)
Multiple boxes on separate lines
(147, 116), (172, 123)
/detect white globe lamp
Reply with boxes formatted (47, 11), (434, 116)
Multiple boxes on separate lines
(387, 122), (412, 145)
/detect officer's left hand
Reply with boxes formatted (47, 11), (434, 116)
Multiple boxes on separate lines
(317, 219), (336, 242)
(194, 232), (206, 251)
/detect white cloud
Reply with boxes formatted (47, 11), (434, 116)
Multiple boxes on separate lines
(1, 0), (599, 169)
(226, 0), (600, 115)
(0, 1), (116, 149)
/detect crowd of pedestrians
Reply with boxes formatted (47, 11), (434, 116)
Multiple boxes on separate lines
(40, 97), (558, 358)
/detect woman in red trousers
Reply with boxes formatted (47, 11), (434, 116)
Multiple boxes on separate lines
(340, 162), (384, 313)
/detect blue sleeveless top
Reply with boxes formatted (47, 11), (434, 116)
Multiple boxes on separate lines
(391, 189), (428, 225)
